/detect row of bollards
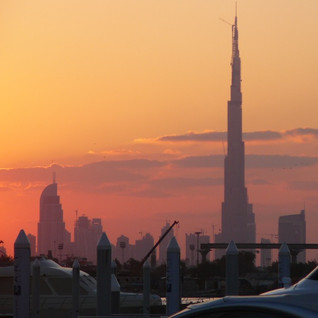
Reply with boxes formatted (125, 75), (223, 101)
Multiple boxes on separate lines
(13, 229), (181, 318)
(13, 229), (292, 318)
(224, 240), (292, 295)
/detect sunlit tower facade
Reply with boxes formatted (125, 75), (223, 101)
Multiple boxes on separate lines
(215, 14), (256, 254)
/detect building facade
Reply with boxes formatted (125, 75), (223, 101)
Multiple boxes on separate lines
(185, 233), (210, 266)
(279, 209), (306, 263)
(214, 14), (256, 257)
(37, 180), (71, 258)
(260, 238), (272, 267)
(74, 215), (103, 263)
(158, 222), (174, 264)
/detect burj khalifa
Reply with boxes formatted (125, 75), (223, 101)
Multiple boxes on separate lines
(215, 14), (256, 250)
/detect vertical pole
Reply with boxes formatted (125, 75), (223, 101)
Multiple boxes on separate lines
(97, 232), (112, 316)
(166, 237), (180, 316)
(195, 232), (201, 266)
(31, 259), (40, 318)
(279, 242), (291, 288)
(72, 259), (80, 318)
(111, 261), (120, 314)
(225, 240), (239, 296)
(14, 230), (30, 318)
(143, 260), (150, 317)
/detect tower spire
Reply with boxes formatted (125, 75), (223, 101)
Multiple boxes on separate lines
(53, 171), (56, 184)
(214, 12), (256, 257)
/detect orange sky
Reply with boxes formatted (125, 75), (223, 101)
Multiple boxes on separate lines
(0, 1), (318, 259)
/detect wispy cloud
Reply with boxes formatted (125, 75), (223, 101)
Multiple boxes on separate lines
(137, 128), (318, 144)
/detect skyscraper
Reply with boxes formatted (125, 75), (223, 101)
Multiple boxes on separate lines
(74, 215), (103, 263)
(279, 209), (306, 263)
(215, 14), (256, 252)
(158, 222), (174, 264)
(37, 178), (71, 257)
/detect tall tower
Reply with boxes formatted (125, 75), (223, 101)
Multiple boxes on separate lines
(215, 14), (256, 252)
(37, 178), (71, 257)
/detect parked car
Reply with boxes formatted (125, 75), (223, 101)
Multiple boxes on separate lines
(171, 266), (318, 318)
(170, 294), (318, 318)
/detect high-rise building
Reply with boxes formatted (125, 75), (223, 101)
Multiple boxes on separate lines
(74, 215), (103, 263)
(185, 233), (210, 266)
(115, 235), (131, 264)
(37, 179), (71, 257)
(158, 222), (174, 264)
(215, 14), (256, 256)
(134, 233), (154, 261)
(260, 238), (272, 267)
(279, 209), (306, 263)
(27, 233), (36, 257)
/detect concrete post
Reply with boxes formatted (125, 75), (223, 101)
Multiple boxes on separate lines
(72, 259), (80, 318)
(111, 273), (121, 314)
(166, 237), (180, 316)
(111, 260), (117, 275)
(143, 260), (150, 316)
(279, 242), (291, 288)
(31, 259), (40, 318)
(225, 240), (239, 296)
(111, 259), (120, 314)
(14, 229), (31, 318)
(96, 232), (112, 316)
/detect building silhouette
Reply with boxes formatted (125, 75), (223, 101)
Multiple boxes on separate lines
(260, 238), (272, 267)
(185, 232), (210, 266)
(134, 233), (154, 261)
(37, 178), (71, 258)
(279, 209), (306, 263)
(215, 14), (256, 256)
(115, 235), (131, 264)
(158, 222), (174, 264)
(27, 233), (36, 257)
(74, 215), (103, 264)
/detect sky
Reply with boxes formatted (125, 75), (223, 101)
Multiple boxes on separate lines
(0, 0), (318, 259)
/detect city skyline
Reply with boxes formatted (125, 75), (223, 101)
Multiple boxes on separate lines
(0, 1), (318, 257)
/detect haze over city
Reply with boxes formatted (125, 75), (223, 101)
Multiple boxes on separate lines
(1, 0), (318, 257)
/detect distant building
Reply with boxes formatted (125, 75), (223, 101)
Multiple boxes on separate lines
(185, 233), (210, 266)
(214, 14), (255, 259)
(115, 235), (131, 264)
(74, 215), (103, 264)
(158, 222), (174, 264)
(27, 233), (36, 257)
(260, 238), (272, 268)
(133, 233), (154, 261)
(37, 179), (71, 258)
(279, 209), (306, 263)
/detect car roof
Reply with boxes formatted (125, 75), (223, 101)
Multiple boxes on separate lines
(171, 294), (318, 318)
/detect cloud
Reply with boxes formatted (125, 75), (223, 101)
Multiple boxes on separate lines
(174, 155), (224, 168)
(150, 177), (223, 189)
(246, 155), (318, 169)
(0, 154), (317, 196)
(289, 181), (318, 191)
(143, 128), (318, 144)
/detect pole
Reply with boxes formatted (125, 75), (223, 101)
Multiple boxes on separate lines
(279, 242), (291, 288)
(96, 232), (112, 316)
(14, 230), (31, 318)
(225, 240), (239, 296)
(72, 259), (80, 318)
(166, 237), (180, 316)
(31, 259), (40, 318)
(143, 260), (150, 317)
